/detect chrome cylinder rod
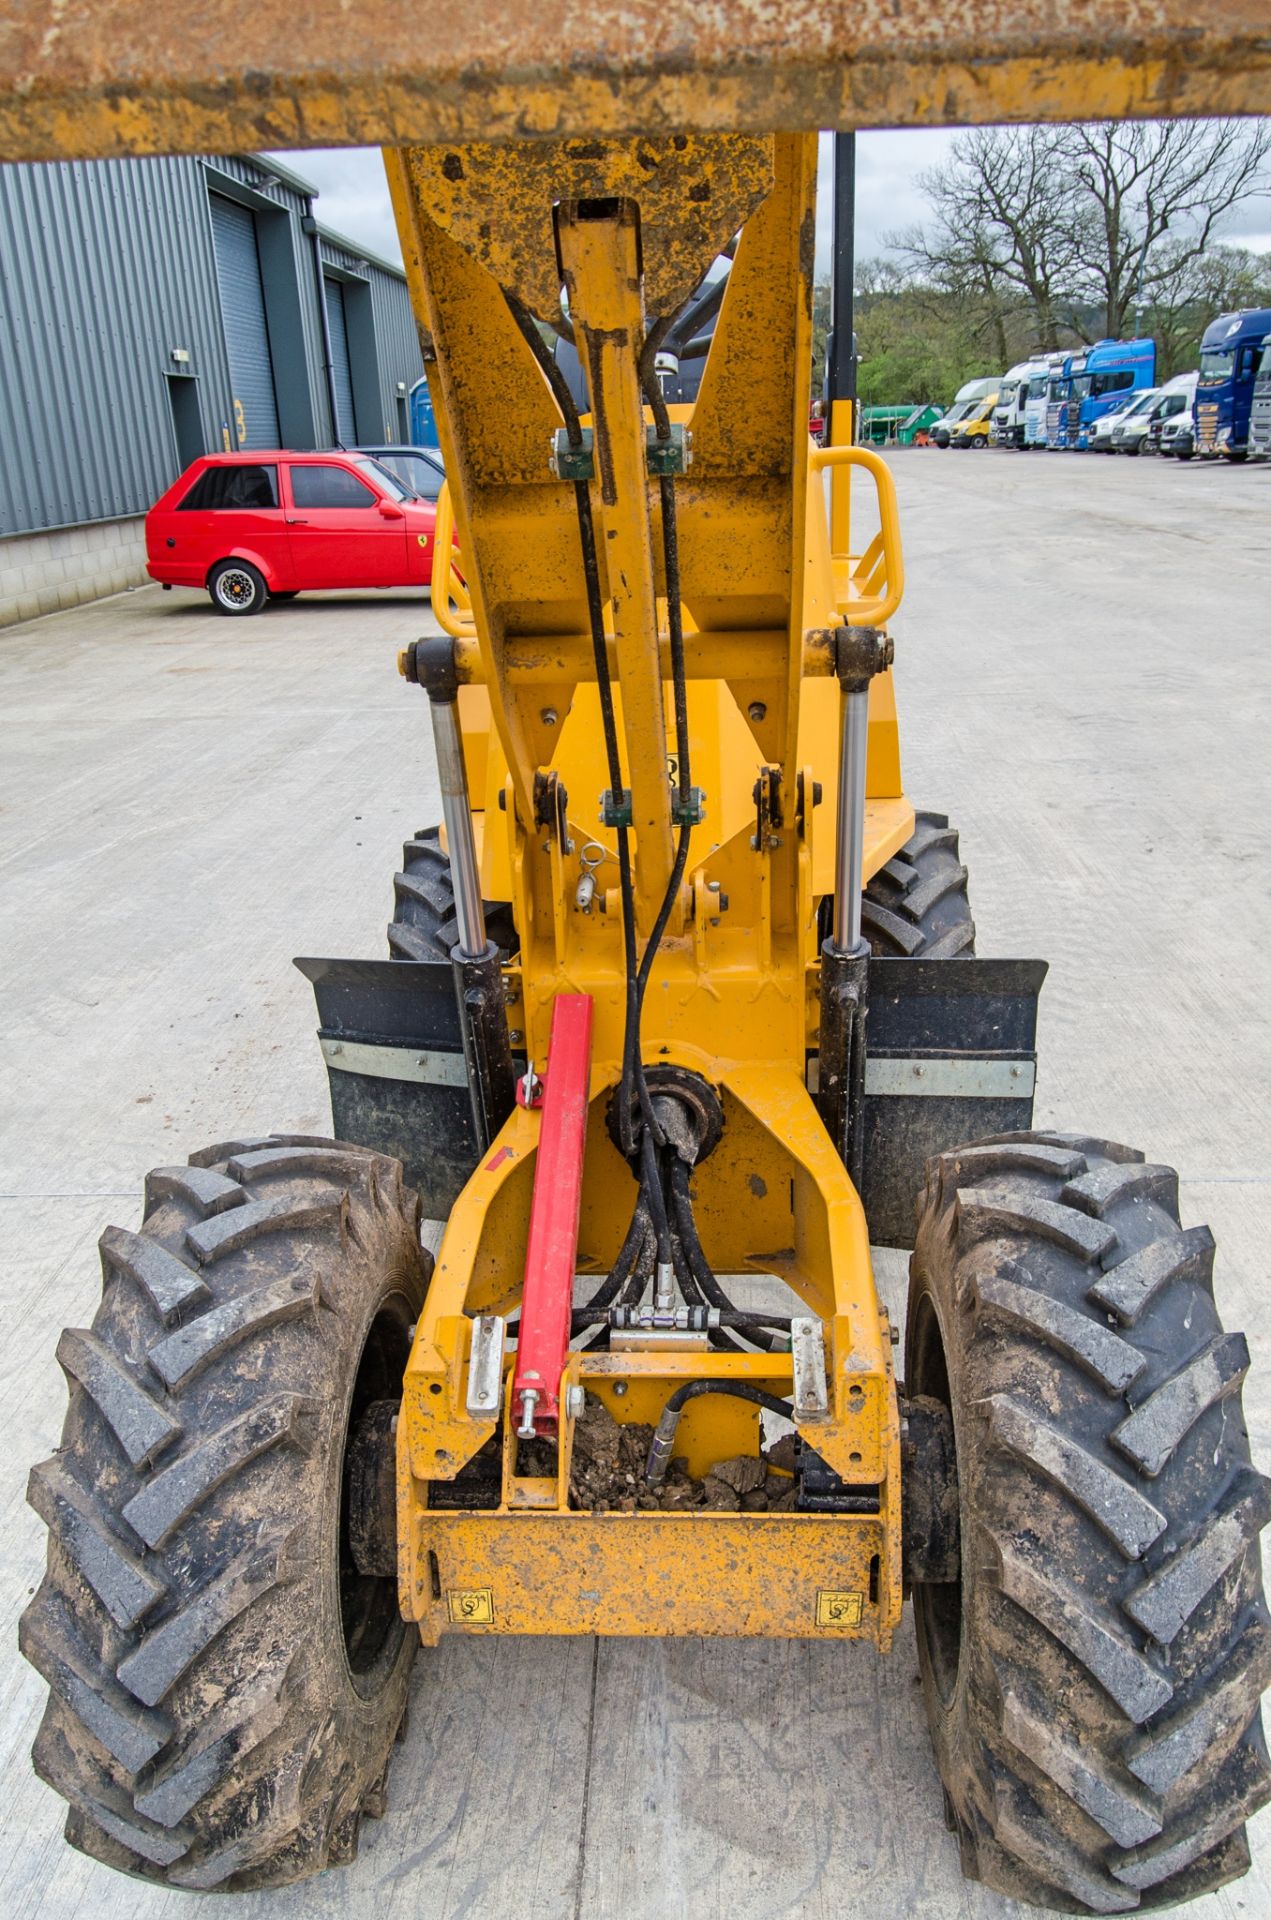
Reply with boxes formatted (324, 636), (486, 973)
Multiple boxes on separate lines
(832, 683), (870, 955)
(429, 693), (486, 959)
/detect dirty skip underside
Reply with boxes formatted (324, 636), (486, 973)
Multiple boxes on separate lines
(2, 1), (1270, 163)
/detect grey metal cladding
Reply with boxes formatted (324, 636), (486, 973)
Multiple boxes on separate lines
(0, 151), (425, 539)
(324, 276), (358, 443)
(0, 156), (229, 536)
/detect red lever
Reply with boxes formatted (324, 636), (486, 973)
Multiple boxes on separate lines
(512, 993), (594, 1438)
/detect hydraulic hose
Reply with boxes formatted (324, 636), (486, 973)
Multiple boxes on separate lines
(645, 1381), (794, 1489)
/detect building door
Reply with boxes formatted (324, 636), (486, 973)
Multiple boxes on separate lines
(164, 373), (205, 472)
(324, 278), (358, 443)
(209, 193), (280, 450)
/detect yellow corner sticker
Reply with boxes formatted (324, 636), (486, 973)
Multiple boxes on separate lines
(447, 1588), (494, 1625)
(816, 1589), (863, 1629)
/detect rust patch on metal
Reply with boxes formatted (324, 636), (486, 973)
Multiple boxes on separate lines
(402, 135), (772, 324)
(3, 5), (1269, 162)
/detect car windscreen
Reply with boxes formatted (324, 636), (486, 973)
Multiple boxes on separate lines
(354, 457), (412, 501)
(1199, 347), (1234, 381)
(366, 453), (444, 500)
(179, 464), (279, 510)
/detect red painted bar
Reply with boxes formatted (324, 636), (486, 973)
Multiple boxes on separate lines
(512, 993), (594, 1436)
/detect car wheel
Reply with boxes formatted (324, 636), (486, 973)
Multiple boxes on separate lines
(208, 560), (268, 617)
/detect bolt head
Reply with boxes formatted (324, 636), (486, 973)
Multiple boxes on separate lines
(565, 1385), (586, 1418)
(541, 708), (558, 726)
(748, 701), (767, 723)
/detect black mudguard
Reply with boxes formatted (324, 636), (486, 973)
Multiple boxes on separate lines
(295, 955), (492, 1218)
(858, 957), (1048, 1248)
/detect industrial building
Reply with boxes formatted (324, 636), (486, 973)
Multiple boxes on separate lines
(0, 152), (424, 627)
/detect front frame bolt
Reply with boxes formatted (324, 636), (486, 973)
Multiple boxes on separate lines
(565, 1385), (586, 1418)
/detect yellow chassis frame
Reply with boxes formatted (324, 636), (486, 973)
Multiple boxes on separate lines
(383, 131), (913, 1649)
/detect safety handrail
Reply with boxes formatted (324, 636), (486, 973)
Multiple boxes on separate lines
(810, 443), (905, 628)
(431, 479), (475, 640)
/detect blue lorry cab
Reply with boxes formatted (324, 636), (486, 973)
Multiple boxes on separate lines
(1068, 338), (1157, 448)
(1194, 309), (1271, 459)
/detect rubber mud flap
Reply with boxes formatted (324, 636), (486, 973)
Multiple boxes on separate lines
(296, 955), (485, 1217)
(858, 957), (1046, 1248)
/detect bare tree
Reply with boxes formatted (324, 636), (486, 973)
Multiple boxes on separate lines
(1061, 120), (1271, 337)
(1147, 243), (1271, 376)
(892, 128), (1083, 350)
(898, 118), (1271, 354)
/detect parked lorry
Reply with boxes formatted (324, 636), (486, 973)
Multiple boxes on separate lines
(1251, 333), (1271, 459)
(1194, 309), (1271, 460)
(990, 357), (1042, 446)
(1045, 353), (1076, 447)
(1023, 353), (1066, 445)
(1069, 336), (1157, 447)
(930, 375), (999, 447)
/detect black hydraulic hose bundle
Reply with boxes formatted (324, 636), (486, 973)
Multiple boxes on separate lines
(505, 284), (781, 1354)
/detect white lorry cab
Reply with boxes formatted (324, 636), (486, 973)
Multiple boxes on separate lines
(993, 357), (1051, 448)
(1024, 353), (1067, 446)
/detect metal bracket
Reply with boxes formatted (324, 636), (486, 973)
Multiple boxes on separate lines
(533, 768), (570, 846)
(645, 423), (693, 474)
(466, 1315), (506, 1417)
(600, 786), (632, 828)
(750, 765), (784, 850)
(550, 427), (594, 480)
(791, 1316), (830, 1423)
(670, 784), (706, 827)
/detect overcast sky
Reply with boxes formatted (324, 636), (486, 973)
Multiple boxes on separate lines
(273, 127), (1271, 276)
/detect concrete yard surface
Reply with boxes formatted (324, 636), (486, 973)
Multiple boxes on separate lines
(2, 450), (1270, 1918)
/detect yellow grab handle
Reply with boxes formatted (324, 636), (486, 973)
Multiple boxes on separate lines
(810, 443), (905, 629)
(430, 479), (476, 640)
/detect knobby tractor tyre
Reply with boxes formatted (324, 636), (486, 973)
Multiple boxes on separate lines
(862, 810), (975, 957)
(20, 1136), (429, 1891)
(387, 825), (518, 961)
(908, 1130), (1271, 1913)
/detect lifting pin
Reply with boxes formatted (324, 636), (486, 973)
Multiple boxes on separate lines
(516, 1388), (539, 1439)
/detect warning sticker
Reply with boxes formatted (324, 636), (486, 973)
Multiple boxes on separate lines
(816, 1589), (864, 1628)
(447, 1588), (495, 1625)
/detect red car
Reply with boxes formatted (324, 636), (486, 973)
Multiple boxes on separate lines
(145, 450), (440, 615)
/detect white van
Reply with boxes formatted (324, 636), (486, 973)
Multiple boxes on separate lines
(930, 376), (999, 448)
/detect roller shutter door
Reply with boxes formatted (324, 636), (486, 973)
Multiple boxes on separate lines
(324, 277), (358, 443)
(209, 194), (280, 450)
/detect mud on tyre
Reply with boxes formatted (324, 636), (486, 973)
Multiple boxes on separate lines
(21, 1135), (428, 1891)
(908, 1130), (1271, 1912)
